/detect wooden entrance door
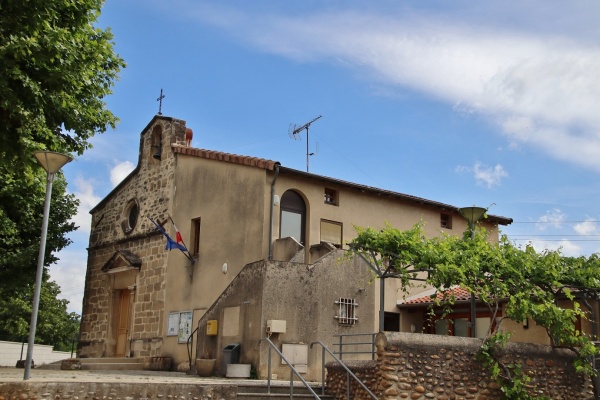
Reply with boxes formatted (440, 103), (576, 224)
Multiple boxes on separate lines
(115, 289), (131, 357)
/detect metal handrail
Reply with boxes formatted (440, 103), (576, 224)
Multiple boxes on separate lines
(259, 337), (321, 399)
(186, 326), (199, 372)
(332, 333), (377, 360)
(310, 341), (378, 400)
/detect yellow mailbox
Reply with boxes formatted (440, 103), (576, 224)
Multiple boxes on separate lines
(206, 320), (218, 336)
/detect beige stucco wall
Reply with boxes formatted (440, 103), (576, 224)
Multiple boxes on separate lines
(160, 154), (270, 363)
(194, 250), (377, 382)
(260, 250), (377, 381)
(270, 171), (500, 332)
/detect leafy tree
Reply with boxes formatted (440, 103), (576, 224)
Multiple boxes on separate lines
(0, 278), (81, 352)
(0, 162), (80, 349)
(0, 0), (123, 348)
(0, 0), (126, 165)
(349, 223), (600, 398)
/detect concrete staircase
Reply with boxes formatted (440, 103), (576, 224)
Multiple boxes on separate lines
(236, 383), (334, 400)
(37, 357), (144, 371)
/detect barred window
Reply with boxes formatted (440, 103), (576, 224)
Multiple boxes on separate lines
(335, 298), (358, 325)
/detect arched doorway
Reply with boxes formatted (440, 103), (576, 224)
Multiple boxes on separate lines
(280, 190), (306, 245)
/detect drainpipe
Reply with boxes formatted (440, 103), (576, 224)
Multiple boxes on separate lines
(268, 164), (280, 261)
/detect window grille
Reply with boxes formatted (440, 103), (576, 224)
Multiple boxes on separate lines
(335, 298), (358, 325)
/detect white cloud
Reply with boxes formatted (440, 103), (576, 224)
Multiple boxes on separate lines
(51, 175), (104, 315)
(574, 218), (599, 236)
(70, 176), (101, 234)
(455, 162), (507, 188)
(473, 162), (508, 188)
(528, 238), (582, 258)
(110, 161), (135, 188)
(179, 3), (600, 172)
(535, 208), (566, 231)
(50, 248), (87, 315)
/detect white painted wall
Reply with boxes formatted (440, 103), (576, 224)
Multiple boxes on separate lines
(0, 341), (71, 366)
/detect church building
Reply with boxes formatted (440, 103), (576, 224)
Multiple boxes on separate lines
(79, 115), (511, 379)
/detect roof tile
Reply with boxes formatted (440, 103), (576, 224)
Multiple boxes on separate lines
(401, 287), (473, 305)
(172, 144), (279, 171)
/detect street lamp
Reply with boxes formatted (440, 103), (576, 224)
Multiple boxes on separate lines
(24, 151), (73, 380)
(458, 206), (487, 338)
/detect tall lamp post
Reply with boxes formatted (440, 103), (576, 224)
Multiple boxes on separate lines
(24, 151), (73, 380)
(458, 206), (487, 338)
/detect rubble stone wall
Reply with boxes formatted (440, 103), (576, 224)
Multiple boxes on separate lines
(325, 332), (595, 400)
(375, 332), (593, 400)
(325, 360), (380, 400)
(79, 117), (186, 359)
(0, 381), (236, 400)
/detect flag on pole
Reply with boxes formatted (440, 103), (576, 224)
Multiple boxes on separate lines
(168, 214), (190, 250)
(149, 217), (187, 252)
(173, 220), (184, 245)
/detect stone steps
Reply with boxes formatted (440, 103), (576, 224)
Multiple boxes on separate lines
(236, 384), (334, 400)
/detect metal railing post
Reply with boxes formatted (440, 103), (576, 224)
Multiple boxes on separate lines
(267, 345), (272, 394)
(260, 338), (321, 399)
(346, 370), (351, 400)
(320, 346), (326, 395)
(290, 368), (294, 398)
(310, 341), (378, 400)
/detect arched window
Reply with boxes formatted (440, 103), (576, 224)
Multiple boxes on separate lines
(151, 125), (162, 161)
(280, 190), (306, 245)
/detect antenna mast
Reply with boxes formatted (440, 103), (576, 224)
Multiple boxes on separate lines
(288, 115), (322, 172)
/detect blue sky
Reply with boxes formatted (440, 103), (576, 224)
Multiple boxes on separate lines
(53, 1), (600, 314)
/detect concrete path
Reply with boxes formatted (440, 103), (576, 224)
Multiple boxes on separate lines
(0, 367), (306, 387)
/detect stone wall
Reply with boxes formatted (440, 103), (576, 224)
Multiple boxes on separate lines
(79, 234), (167, 358)
(79, 116), (186, 359)
(372, 332), (595, 400)
(325, 360), (380, 400)
(0, 381), (236, 400)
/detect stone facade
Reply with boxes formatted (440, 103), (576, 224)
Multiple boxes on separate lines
(325, 360), (380, 400)
(0, 381), (236, 400)
(370, 332), (594, 400)
(79, 117), (186, 358)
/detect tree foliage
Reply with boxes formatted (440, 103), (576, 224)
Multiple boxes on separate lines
(349, 223), (600, 398)
(0, 0), (125, 165)
(0, 161), (80, 349)
(0, 0), (123, 348)
(0, 278), (81, 352)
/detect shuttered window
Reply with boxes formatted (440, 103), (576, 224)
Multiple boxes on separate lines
(320, 219), (342, 247)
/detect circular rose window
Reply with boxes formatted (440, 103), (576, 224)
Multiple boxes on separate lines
(122, 199), (139, 234)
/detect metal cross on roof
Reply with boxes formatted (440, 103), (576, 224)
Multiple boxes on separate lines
(157, 88), (165, 115)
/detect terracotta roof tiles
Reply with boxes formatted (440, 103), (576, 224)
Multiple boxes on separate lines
(172, 144), (279, 171)
(400, 287), (473, 306)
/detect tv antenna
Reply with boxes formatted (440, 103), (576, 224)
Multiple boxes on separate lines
(288, 115), (322, 172)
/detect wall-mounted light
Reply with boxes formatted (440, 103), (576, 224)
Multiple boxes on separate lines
(222, 263), (228, 274)
(273, 195), (280, 206)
